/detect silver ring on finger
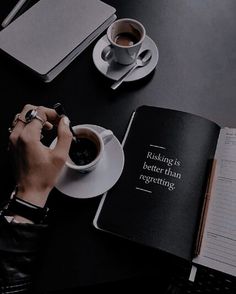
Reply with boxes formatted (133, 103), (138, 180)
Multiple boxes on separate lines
(25, 109), (46, 126)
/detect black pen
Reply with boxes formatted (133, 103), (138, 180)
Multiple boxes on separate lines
(53, 102), (79, 142)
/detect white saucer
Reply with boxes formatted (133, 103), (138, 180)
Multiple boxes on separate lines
(50, 124), (124, 199)
(92, 35), (159, 82)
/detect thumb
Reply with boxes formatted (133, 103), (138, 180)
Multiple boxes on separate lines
(53, 116), (72, 159)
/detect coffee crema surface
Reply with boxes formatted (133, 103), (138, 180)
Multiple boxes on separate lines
(114, 32), (140, 46)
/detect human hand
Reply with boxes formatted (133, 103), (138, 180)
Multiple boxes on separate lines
(9, 104), (72, 208)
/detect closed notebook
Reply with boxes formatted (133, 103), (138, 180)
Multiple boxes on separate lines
(0, 0), (116, 82)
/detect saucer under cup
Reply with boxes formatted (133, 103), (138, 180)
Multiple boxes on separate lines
(93, 35), (159, 82)
(50, 124), (124, 199)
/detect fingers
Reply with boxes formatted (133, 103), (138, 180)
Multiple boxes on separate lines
(24, 105), (58, 133)
(9, 104), (71, 150)
(34, 106), (59, 124)
(23, 107), (51, 140)
(10, 104), (60, 141)
(44, 121), (54, 130)
(53, 116), (72, 160)
(19, 104), (59, 129)
(9, 104), (34, 146)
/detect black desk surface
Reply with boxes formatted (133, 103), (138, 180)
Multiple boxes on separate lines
(1, 0), (236, 293)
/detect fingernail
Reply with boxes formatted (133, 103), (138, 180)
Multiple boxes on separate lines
(63, 116), (70, 126)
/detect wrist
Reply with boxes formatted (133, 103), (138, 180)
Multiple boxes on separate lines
(2, 189), (49, 224)
(16, 187), (50, 208)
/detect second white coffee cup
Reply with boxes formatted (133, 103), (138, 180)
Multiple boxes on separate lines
(102, 18), (146, 65)
(66, 125), (113, 173)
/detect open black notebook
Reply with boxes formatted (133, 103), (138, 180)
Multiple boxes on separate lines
(94, 105), (236, 277)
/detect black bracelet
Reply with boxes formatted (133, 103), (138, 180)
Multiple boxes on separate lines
(3, 196), (49, 224)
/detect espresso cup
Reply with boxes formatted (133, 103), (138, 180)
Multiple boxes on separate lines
(66, 126), (113, 173)
(102, 18), (146, 65)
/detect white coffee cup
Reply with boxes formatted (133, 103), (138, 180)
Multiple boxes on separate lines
(102, 18), (146, 65)
(66, 125), (113, 173)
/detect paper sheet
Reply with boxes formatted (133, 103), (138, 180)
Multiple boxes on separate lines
(193, 128), (236, 277)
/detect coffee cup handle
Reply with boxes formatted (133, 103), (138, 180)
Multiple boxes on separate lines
(101, 45), (114, 62)
(100, 129), (113, 145)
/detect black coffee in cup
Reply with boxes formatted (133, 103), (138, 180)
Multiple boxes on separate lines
(114, 32), (140, 46)
(69, 137), (98, 166)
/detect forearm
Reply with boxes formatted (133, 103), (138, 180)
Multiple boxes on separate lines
(1, 104), (71, 292)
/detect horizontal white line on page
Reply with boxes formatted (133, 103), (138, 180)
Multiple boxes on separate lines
(149, 144), (166, 149)
(135, 187), (152, 193)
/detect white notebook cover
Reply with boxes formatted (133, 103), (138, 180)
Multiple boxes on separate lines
(0, 0), (116, 78)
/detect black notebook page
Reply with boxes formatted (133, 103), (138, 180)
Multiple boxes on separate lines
(96, 105), (220, 261)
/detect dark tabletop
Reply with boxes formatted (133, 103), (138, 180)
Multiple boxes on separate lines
(1, 0), (236, 293)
